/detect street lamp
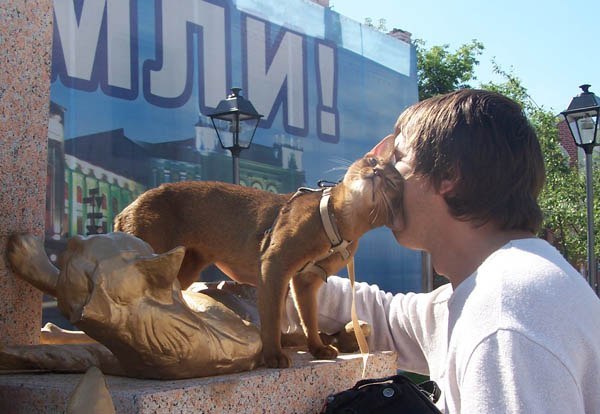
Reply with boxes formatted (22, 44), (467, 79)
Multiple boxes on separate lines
(561, 84), (600, 293)
(207, 88), (263, 185)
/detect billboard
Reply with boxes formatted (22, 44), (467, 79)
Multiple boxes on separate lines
(44, 0), (421, 293)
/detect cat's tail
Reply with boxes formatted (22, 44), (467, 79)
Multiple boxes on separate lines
(113, 203), (132, 233)
(113, 210), (125, 233)
(112, 198), (155, 238)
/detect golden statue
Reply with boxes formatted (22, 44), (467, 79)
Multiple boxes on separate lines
(2, 233), (261, 379)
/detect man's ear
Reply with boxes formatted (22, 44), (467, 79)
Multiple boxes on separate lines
(438, 166), (460, 196)
(439, 179), (455, 196)
(368, 134), (396, 158)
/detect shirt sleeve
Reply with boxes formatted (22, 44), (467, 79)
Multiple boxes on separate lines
(460, 329), (583, 413)
(286, 275), (445, 374)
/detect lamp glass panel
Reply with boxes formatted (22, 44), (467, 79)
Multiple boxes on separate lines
(577, 116), (597, 145)
(211, 116), (259, 149)
(566, 110), (599, 146)
(236, 117), (260, 148)
(209, 118), (230, 149)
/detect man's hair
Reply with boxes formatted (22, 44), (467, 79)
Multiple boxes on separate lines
(395, 89), (545, 233)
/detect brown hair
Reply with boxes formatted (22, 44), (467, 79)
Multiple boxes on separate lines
(395, 89), (545, 233)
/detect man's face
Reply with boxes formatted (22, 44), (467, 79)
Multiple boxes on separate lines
(390, 132), (441, 250)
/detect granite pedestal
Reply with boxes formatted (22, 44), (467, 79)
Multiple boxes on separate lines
(0, 350), (396, 413)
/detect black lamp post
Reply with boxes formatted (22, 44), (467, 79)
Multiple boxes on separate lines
(207, 88), (263, 185)
(561, 84), (600, 293)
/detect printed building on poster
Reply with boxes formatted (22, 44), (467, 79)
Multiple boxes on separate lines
(45, 104), (306, 257)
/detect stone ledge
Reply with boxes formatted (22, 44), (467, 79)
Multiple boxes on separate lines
(0, 350), (397, 413)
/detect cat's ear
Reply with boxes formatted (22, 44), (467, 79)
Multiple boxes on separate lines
(135, 246), (185, 290)
(368, 134), (396, 158)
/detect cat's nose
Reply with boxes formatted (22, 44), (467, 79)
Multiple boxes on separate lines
(362, 169), (375, 179)
(373, 166), (385, 177)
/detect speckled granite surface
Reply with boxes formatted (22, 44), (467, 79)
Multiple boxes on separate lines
(0, 1), (54, 345)
(0, 350), (397, 413)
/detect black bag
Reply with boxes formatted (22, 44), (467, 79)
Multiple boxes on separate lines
(321, 374), (442, 414)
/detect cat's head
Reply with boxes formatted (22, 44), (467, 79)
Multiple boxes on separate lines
(341, 134), (404, 230)
(56, 232), (184, 326)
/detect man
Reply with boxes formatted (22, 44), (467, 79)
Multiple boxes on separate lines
(302, 89), (600, 412)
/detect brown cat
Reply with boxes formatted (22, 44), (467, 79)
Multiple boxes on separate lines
(114, 134), (403, 368)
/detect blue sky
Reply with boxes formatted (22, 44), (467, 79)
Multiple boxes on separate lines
(333, 0), (599, 114)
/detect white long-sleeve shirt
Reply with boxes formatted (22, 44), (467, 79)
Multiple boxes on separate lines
(287, 239), (600, 413)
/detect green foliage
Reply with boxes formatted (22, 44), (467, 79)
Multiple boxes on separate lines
(480, 64), (598, 267)
(414, 39), (484, 101)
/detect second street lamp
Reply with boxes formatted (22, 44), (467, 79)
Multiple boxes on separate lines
(207, 88), (263, 185)
(561, 84), (600, 294)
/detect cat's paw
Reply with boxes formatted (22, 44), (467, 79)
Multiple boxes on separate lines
(311, 344), (338, 360)
(263, 350), (291, 368)
(6, 234), (45, 276)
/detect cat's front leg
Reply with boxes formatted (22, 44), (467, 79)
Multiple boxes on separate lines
(6, 233), (60, 296)
(258, 257), (292, 368)
(291, 272), (338, 359)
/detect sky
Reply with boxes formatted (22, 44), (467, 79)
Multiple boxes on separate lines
(333, 0), (599, 114)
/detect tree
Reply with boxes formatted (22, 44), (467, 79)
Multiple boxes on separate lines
(480, 64), (598, 268)
(415, 39), (484, 101)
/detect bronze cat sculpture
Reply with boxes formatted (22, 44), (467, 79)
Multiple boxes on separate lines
(4, 232), (261, 379)
(114, 134), (403, 367)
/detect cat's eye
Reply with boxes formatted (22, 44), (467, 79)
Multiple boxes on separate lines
(367, 157), (378, 166)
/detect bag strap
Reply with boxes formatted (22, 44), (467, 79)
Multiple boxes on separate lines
(418, 380), (441, 404)
(353, 374), (441, 404)
(352, 374), (394, 389)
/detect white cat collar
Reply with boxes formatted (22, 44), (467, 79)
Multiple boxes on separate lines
(319, 187), (352, 261)
(297, 187), (353, 281)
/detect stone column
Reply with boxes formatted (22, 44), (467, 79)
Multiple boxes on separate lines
(0, 1), (54, 345)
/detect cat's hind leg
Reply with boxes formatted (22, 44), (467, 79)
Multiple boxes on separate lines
(177, 248), (211, 289)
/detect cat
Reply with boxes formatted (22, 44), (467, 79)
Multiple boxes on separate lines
(113, 134), (403, 368)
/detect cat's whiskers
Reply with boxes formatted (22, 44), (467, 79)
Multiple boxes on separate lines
(378, 190), (394, 224)
(383, 175), (400, 191)
(328, 156), (353, 168)
(368, 186), (384, 226)
(326, 165), (351, 175)
(326, 158), (353, 181)
(369, 185), (396, 227)
(343, 169), (361, 181)
(368, 207), (380, 225)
